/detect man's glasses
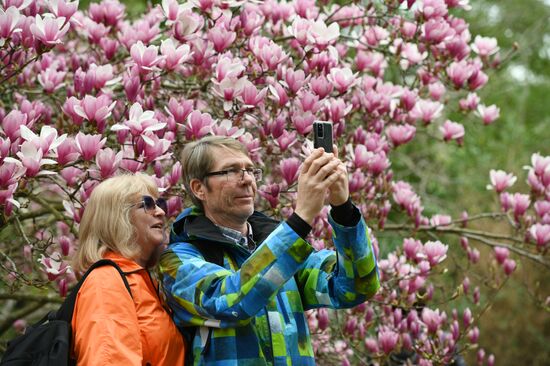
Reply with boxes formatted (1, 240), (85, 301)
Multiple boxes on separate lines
(204, 167), (263, 182)
(132, 195), (167, 213)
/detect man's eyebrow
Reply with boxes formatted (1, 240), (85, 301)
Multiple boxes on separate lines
(218, 162), (254, 170)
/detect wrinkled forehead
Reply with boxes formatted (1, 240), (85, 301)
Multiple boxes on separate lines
(209, 146), (253, 170)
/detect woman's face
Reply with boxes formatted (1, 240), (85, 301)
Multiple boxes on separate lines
(129, 194), (167, 267)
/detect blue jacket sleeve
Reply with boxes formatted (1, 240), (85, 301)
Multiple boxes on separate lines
(294, 213), (380, 310)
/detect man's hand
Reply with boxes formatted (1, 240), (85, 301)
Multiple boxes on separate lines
(294, 148), (341, 225)
(328, 144), (349, 206)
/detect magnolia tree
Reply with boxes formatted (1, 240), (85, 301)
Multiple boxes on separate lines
(0, 0), (549, 363)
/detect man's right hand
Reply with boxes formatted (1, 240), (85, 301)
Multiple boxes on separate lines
(294, 148), (342, 225)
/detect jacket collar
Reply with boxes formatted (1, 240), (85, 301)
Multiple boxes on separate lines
(171, 207), (280, 248)
(103, 251), (144, 273)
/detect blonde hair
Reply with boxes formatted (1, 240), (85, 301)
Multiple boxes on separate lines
(73, 173), (159, 274)
(180, 136), (248, 208)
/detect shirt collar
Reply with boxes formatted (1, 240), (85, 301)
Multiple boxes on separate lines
(216, 222), (255, 251)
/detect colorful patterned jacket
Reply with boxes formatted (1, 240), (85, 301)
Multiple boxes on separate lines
(160, 206), (380, 366)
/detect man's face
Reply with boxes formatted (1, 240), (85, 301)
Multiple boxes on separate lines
(192, 147), (257, 231)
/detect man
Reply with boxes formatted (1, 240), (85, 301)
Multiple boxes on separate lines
(160, 136), (380, 365)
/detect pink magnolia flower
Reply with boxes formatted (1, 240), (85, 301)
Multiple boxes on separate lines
(173, 10), (202, 42)
(19, 125), (66, 155)
(446, 60), (472, 88)
(510, 193), (531, 219)
(30, 14), (70, 46)
(38, 253), (70, 281)
(208, 26), (236, 53)
(211, 119), (244, 138)
(477, 104), (500, 125)
(95, 147), (122, 178)
(471, 35), (499, 57)
(428, 81), (446, 100)
(503, 258), (516, 275)
(185, 110), (214, 140)
(316, 308), (329, 331)
(214, 55), (245, 82)
(421, 240), (448, 266)
(0, 137), (10, 163)
(309, 75), (333, 99)
(326, 98), (352, 123)
(409, 99), (443, 124)
(0, 161), (26, 187)
(417, 0), (449, 20)
(422, 18), (454, 44)
(0, 6), (21, 45)
(212, 76), (248, 111)
(1, 110), (28, 141)
(439, 120), (464, 145)
(73, 95), (116, 132)
(378, 330), (399, 354)
(403, 238), (423, 262)
(111, 102), (166, 142)
(137, 134), (171, 162)
(487, 169), (517, 193)
(161, 0), (183, 22)
(63, 97), (84, 126)
(367, 151), (390, 175)
(160, 38), (192, 71)
(74, 132), (106, 161)
(88, 0), (125, 26)
(356, 50), (387, 77)
(287, 17), (311, 47)
(5, 141), (57, 177)
(291, 110), (314, 136)
(529, 224), (550, 248)
(268, 82), (289, 107)
(130, 41), (164, 72)
(462, 307), (473, 327)
(259, 183), (281, 208)
(48, 0), (79, 20)
(279, 157), (301, 186)
(60, 166), (83, 186)
(421, 307), (444, 334)
(386, 124), (416, 147)
(529, 152), (550, 178)
(284, 69), (307, 94)
(276, 130), (297, 152)
(240, 81), (267, 108)
(429, 214), (452, 227)
(250, 36), (288, 71)
(493, 246), (510, 265)
(534, 200), (550, 219)
(327, 67), (357, 93)
(393, 181), (423, 218)
(164, 99), (192, 129)
(459, 92), (480, 111)
(82, 18), (109, 44)
(37, 67), (66, 93)
(306, 19), (339, 50)
(56, 137), (80, 165)
(399, 42), (427, 69)
(364, 337), (379, 354)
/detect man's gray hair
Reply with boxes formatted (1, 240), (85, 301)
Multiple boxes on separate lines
(180, 136), (249, 208)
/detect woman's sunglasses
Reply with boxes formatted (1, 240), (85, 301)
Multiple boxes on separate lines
(132, 195), (168, 213)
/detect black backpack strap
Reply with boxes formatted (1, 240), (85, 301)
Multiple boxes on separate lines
(54, 259), (132, 322)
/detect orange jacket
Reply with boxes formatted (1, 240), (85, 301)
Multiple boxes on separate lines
(71, 251), (185, 365)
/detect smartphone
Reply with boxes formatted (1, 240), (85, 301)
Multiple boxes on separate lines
(313, 121), (333, 153)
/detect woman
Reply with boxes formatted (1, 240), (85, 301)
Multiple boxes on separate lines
(71, 173), (185, 365)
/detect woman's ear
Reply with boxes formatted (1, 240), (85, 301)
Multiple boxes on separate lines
(189, 178), (206, 201)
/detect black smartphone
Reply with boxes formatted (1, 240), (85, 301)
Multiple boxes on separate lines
(313, 121), (333, 153)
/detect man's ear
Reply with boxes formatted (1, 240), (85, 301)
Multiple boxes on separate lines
(189, 178), (206, 201)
